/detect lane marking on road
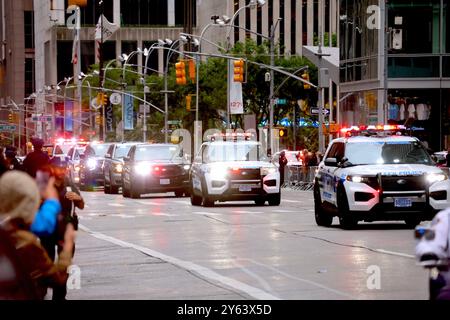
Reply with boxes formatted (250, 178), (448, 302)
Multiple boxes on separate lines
(272, 209), (295, 213)
(108, 203), (125, 207)
(136, 201), (160, 206)
(79, 224), (280, 300)
(192, 211), (222, 216)
(114, 214), (135, 218)
(243, 258), (358, 300)
(282, 199), (302, 203)
(374, 249), (414, 259)
(234, 210), (264, 214)
(172, 200), (191, 205)
(232, 260), (275, 294)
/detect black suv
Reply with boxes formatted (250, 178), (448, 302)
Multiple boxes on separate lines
(103, 142), (140, 194)
(79, 142), (113, 190)
(122, 144), (191, 198)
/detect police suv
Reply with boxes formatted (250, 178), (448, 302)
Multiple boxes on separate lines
(190, 133), (280, 207)
(314, 127), (450, 229)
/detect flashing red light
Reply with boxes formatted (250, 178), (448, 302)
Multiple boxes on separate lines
(232, 167), (240, 172)
(154, 167), (160, 171)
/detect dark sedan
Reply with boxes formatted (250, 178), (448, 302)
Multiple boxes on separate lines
(79, 142), (113, 190)
(103, 142), (140, 194)
(122, 144), (190, 198)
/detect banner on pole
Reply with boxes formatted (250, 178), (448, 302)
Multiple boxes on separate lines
(123, 94), (134, 130)
(229, 81), (244, 115)
(65, 101), (74, 132)
(95, 14), (119, 42)
(106, 102), (113, 132)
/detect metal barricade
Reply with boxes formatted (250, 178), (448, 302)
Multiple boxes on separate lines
(282, 165), (317, 191)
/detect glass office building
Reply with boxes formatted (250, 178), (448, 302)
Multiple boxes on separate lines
(339, 0), (450, 151)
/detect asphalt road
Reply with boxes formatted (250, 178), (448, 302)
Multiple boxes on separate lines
(66, 188), (429, 300)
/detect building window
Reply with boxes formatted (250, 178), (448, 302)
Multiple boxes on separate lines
(120, 0), (168, 26)
(25, 58), (35, 96)
(246, 0), (251, 39)
(256, 4), (262, 45)
(445, 1), (449, 53)
(121, 41), (138, 68)
(279, 0), (285, 54)
(291, 0), (296, 54)
(64, 0), (113, 26)
(24, 11), (34, 49)
(102, 41), (116, 63)
(81, 41), (95, 74)
(57, 41), (73, 82)
(388, 0), (441, 54)
(234, 0), (240, 43)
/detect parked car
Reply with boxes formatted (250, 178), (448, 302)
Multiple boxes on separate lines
(103, 142), (140, 194)
(66, 145), (86, 185)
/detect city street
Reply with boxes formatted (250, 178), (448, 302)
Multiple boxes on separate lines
(67, 188), (428, 300)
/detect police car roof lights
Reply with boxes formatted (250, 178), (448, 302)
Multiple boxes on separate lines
(207, 132), (255, 142)
(340, 124), (407, 137)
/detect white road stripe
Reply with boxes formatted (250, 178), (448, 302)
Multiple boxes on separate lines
(192, 211), (222, 216)
(234, 210), (264, 214)
(374, 249), (414, 259)
(272, 209), (295, 213)
(137, 201), (160, 206)
(114, 214), (134, 218)
(79, 225), (280, 300)
(108, 203), (125, 207)
(282, 199), (302, 203)
(172, 200), (191, 205)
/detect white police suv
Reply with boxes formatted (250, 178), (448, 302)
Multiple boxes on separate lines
(314, 131), (450, 229)
(190, 133), (280, 207)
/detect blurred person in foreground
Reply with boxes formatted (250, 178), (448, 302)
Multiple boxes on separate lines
(39, 157), (83, 300)
(22, 137), (50, 178)
(5, 146), (22, 171)
(0, 147), (8, 177)
(0, 171), (75, 300)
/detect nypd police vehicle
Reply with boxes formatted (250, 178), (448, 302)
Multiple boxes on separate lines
(314, 126), (450, 229)
(190, 133), (280, 207)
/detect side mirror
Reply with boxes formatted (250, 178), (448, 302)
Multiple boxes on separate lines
(324, 158), (338, 167)
(431, 155), (437, 163)
(80, 154), (85, 160)
(179, 149), (184, 158)
(105, 153), (112, 159)
(123, 156), (130, 162)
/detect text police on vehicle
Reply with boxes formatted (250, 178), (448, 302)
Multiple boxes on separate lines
(190, 133), (281, 207)
(314, 126), (450, 229)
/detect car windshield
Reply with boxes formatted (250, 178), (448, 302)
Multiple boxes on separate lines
(60, 144), (72, 155)
(135, 145), (181, 161)
(285, 153), (300, 162)
(345, 141), (432, 165)
(203, 143), (267, 163)
(114, 145), (133, 158)
(87, 144), (112, 157)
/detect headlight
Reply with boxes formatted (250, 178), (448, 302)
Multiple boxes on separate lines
(114, 163), (123, 173)
(261, 167), (277, 175)
(346, 175), (368, 183)
(426, 173), (447, 184)
(87, 158), (97, 170)
(209, 165), (228, 180)
(183, 164), (191, 171)
(135, 162), (151, 176)
(74, 165), (80, 172)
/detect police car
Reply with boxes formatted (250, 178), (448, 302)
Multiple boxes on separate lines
(190, 133), (280, 207)
(314, 126), (450, 229)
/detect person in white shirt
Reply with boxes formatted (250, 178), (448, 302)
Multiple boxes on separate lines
(399, 104), (406, 120)
(407, 104), (416, 119)
(416, 103), (427, 120)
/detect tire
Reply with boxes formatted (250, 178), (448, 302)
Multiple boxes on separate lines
(122, 180), (130, 198)
(268, 192), (281, 206)
(190, 180), (202, 206)
(254, 199), (266, 206)
(405, 217), (421, 229)
(103, 178), (111, 194)
(110, 185), (120, 194)
(130, 182), (141, 199)
(174, 190), (184, 197)
(337, 188), (358, 230)
(314, 184), (333, 227)
(201, 180), (214, 207)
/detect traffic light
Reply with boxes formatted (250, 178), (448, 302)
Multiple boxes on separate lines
(188, 60), (196, 82)
(102, 94), (108, 106)
(279, 128), (286, 137)
(233, 59), (245, 82)
(96, 93), (108, 106)
(8, 113), (13, 123)
(95, 114), (102, 125)
(186, 94), (192, 111)
(175, 61), (187, 85)
(301, 72), (311, 89)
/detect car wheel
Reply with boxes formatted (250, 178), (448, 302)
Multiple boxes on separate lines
(130, 183), (141, 199)
(190, 180), (202, 205)
(104, 179), (111, 194)
(314, 183), (333, 227)
(268, 192), (281, 206)
(110, 185), (120, 194)
(337, 187), (358, 230)
(405, 217), (421, 229)
(122, 181), (130, 198)
(254, 199), (266, 206)
(174, 190), (184, 197)
(201, 180), (214, 207)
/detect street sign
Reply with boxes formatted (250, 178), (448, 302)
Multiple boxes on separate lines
(110, 93), (122, 105)
(0, 124), (16, 131)
(310, 108), (330, 115)
(277, 98), (287, 105)
(168, 120), (182, 125)
(160, 129), (173, 133)
(31, 115), (52, 122)
(139, 104), (150, 114)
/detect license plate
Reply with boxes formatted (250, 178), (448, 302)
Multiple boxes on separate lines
(160, 179), (170, 185)
(239, 185), (252, 192)
(394, 198), (412, 207)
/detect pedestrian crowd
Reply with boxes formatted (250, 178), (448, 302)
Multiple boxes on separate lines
(0, 137), (84, 300)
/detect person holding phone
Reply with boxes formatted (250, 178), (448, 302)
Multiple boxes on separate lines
(38, 157), (83, 300)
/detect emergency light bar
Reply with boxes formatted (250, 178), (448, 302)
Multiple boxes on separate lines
(207, 132), (255, 142)
(340, 124), (407, 137)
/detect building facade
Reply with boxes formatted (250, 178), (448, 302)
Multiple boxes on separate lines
(339, 0), (450, 151)
(0, 0), (34, 146)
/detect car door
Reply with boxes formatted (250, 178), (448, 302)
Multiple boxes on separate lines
(190, 144), (205, 193)
(123, 146), (135, 187)
(104, 144), (115, 182)
(319, 142), (345, 206)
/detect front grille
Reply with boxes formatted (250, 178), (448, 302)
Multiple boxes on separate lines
(228, 168), (261, 180)
(154, 165), (183, 178)
(381, 175), (426, 192)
